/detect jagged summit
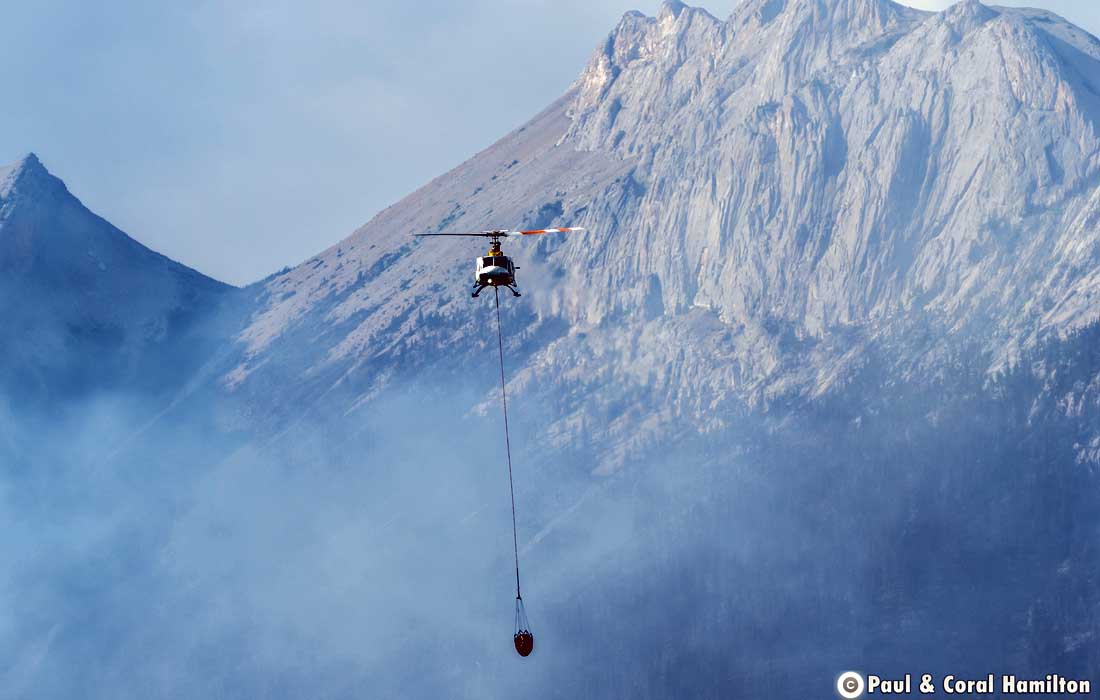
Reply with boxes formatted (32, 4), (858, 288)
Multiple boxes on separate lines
(573, 0), (930, 136)
(0, 152), (58, 201)
(937, 0), (997, 30)
(732, 0), (923, 23)
(0, 151), (42, 176)
(658, 0), (688, 18)
(228, 0), (1100, 465)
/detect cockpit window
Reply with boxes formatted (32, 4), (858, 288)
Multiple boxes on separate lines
(486, 257), (507, 267)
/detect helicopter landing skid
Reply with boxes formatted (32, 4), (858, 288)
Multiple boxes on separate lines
(472, 283), (521, 298)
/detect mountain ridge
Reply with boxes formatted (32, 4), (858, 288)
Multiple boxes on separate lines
(203, 0), (1100, 469)
(0, 152), (48, 200)
(4, 0), (1099, 457)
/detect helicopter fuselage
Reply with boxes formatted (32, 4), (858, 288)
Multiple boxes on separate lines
(475, 255), (516, 287)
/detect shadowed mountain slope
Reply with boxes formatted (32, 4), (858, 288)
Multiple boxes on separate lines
(0, 154), (234, 403)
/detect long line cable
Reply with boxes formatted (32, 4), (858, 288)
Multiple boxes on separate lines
(493, 286), (522, 600)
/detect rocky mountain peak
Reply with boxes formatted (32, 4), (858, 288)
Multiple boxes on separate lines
(574, 2), (721, 97)
(3, 151), (42, 176)
(569, 5), (724, 141)
(0, 153), (234, 402)
(732, 0), (922, 30)
(228, 0), (1100, 454)
(0, 153), (230, 292)
(0, 152), (63, 204)
(657, 0), (688, 21)
(938, 0), (998, 33)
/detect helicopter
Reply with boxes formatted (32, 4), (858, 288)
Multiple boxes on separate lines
(415, 228), (585, 298)
(414, 225), (586, 657)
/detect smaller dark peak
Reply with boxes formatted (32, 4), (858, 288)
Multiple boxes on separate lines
(16, 152), (43, 172)
(1, 152), (42, 184)
(0, 152), (67, 203)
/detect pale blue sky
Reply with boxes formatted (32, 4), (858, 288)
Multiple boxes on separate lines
(1, 0), (1097, 284)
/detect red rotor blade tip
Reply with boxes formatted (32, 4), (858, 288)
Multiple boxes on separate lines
(515, 227), (586, 235)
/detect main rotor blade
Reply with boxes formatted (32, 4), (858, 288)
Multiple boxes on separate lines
(507, 227), (586, 236)
(414, 232), (498, 237)
(414, 227), (586, 238)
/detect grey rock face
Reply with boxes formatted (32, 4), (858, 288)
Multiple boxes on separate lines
(230, 0), (1100, 469)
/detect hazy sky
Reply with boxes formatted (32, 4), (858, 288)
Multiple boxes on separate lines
(1, 0), (1097, 285)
